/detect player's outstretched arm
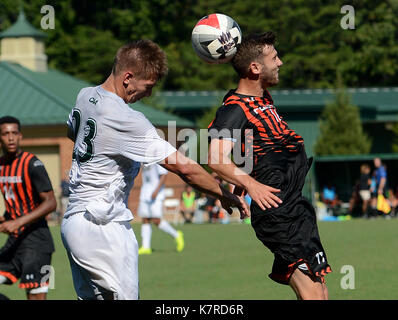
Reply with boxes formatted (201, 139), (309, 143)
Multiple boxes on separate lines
(161, 151), (249, 218)
(208, 138), (282, 211)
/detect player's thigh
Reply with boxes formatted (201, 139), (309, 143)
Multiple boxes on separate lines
(61, 212), (139, 299)
(289, 268), (326, 300)
(148, 199), (163, 219)
(0, 243), (19, 284)
(18, 250), (52, 288)
(137, 201), (151, 218)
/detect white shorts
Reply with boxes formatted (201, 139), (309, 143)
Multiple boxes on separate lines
(137, 199), (163, 219)
(60, 211), (139, 300)
(359, 190), (371, 201)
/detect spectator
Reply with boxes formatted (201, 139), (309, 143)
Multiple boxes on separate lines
(358, 164), (371, 218)
(194, 193), (208, 224)
(387, 187), (397, 218)
(370, 158), (388, 217)
(180, 185), (196, 223)
(373, 158), (387, 196)
(320, 182), (341, 215)
(348, 180), (361, 217)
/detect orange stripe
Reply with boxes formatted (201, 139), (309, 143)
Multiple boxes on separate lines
(4, 164), (16, 219)
(207, 119), (214, 129)
(280, 119), (288, 131)
(255, 98), (283, 134)
(248, 99), (279, 137)
(0, 271), (18, 283)
(18, 282), (41, 289)
(0, 164), (9, 213)
(23, 153), (35, 211)
(16, 152), (29, 214)
(265, 108), (283, 134)
(232, 100), (270, 139)
(264, 89), (273, 102)
(9, 156), (21, 216)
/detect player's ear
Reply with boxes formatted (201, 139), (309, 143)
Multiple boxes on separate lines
(248, 62), (261, 76)
(123, 71), (134, 85)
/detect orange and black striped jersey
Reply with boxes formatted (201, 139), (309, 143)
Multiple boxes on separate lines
(208, 89), (305, 182)
(0, 151), (53, 235)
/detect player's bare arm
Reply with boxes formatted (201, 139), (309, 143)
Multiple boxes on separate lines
(161, 151), (249, 218)
(208, 138), (282, 211)
(378, 177), (386, 194)
(0, 191), (56, 234)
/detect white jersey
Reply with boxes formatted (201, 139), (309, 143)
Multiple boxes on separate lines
(139, 163), (168, 202)
(65, 86), (176, 222)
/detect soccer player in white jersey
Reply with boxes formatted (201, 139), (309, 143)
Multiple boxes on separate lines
(138, 163), (184, 254)
(61, 39), (248, 300)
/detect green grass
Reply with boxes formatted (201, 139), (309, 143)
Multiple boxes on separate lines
(0, 218), (397, 300)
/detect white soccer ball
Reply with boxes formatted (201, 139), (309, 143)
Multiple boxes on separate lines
(191, 13), (242, 64)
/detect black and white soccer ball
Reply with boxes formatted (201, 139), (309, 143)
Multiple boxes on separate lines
(191, 13), (242, 64)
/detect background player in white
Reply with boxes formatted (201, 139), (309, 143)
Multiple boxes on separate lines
(138, 163), (184, 254)
(61, 39), (248, 300)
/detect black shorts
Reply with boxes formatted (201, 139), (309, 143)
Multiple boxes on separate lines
(0, 239), (52, 290)
(251, 196), (332, 285)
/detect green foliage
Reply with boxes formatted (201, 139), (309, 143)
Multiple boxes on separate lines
(391, 122), (398, 153)
(1, 0), (398, 89)
(314, 88), (372, 155)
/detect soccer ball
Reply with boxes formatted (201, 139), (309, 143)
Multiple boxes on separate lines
(191, 13), (242, 64)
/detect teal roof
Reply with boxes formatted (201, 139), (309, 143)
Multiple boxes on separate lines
(0, 61), (194, 127)
(315, 153), (398, 162)
(156, 88), (398, 122)
(0, 11), (46, 39)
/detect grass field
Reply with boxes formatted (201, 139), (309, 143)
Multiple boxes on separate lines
(0, 218), (397, 300)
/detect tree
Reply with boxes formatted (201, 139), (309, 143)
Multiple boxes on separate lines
(2, 0), (398, 89)
(314, 88), (372, 155)
(391, 122), (398, 153)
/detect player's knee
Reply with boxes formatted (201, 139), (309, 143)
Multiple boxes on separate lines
(290, 269), (327, 300)
(299, 284), (327, 300)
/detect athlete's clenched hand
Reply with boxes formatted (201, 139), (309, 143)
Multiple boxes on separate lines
(219, 188), (250, 218)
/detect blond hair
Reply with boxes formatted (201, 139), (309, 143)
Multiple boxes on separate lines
(112, 40), (168, 80)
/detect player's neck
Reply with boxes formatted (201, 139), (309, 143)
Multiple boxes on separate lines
(101, 74), (126, 102)
(235, 78), (266, 97)
(3, 148), (22, 162)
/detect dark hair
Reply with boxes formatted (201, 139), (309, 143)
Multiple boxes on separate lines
(232, 31), (276, 77)
(112, 39), (168, 81)
(0, 116), (21, 131)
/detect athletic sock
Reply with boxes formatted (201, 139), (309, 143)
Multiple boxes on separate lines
(141, 223), (152, 249)
(158, 220), (178, 238)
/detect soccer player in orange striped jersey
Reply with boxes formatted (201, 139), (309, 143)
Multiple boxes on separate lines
(208, 32), (331, 300)
(0, 116), (56, 300)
